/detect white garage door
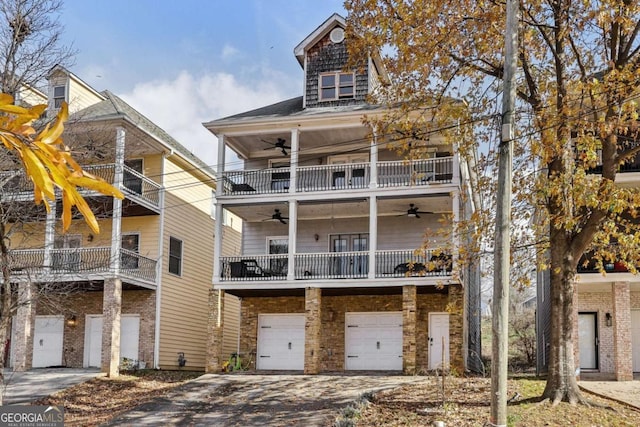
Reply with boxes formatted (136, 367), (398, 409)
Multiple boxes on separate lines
(632, 310), (640, 372)
(257, 314), (305, 370)
(345, 312), (403, 370)
(33, 316), (64, 368)
(84, 314), (141, 368)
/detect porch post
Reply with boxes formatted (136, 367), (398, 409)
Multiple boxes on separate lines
(102, 278), (122, 377)
(43, 200), (56, 269)
(451, 190), (460, 273)
(612, 281), (633, 381)
(287, 200), (297, 281)
(205, 289), (225, 373)
(289, 128), (299, 194)
(304, 287), (322, 374)
(216, 134), (226, 198)
(402, 285), (417, 374)
(12, 283), (36, 371)
(110, 127), (125, 275)
(213, 203), (224, 282)
(369, 128), (378, 188)
(369, 196), (377, 279)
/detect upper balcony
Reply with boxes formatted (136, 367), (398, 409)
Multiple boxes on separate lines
(0, 163), (162, 214)
(7, 246), (157, 288)
(221, 156), (455, 197)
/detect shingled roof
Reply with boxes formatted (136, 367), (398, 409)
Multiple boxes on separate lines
(71, 90), (215, 176)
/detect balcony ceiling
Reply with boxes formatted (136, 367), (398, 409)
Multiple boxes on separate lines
(226, 126), (372, 160)
(229, 194), (453, 223)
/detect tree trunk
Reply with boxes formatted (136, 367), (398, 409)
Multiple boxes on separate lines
(541, 229), (587, 404)
(0, 217), (12, 406)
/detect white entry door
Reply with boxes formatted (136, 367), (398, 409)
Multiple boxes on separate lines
(32, 316), (64, 368)
(429, 313), (450, 369)
(257, 314), (305, 370)
(345, 312), (403, 370)
(578, 313), (598, 370)
(631, 310), (640, 372)
(84, 314), (141, 368)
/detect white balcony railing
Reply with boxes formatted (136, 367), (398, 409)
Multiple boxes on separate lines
(0, 164), (161, 210)
(219, 249), (452, 282)
(220, 157), (454, 196)
(7, 247), (157, 285)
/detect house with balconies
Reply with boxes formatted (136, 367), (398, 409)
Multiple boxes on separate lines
(203, 14), (481, 374)
(8, 66), (241, 374)
(536, 144), (640, 381)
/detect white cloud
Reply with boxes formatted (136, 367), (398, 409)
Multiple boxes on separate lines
(221, 44), (240, 61)
(119, 70), (293, 169)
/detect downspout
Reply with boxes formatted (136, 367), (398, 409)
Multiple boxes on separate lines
(153, 152), (167, 369)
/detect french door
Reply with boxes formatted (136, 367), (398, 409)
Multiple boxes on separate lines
(330, 233), (369, 277)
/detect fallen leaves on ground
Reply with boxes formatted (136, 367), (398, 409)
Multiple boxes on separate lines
(33, 370), (201, 426)
(355, 376), (640, 426)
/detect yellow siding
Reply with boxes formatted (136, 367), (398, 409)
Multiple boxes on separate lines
(10, 217), (160, 257)
(141, 154), (164, 185)
(158, 178), (215, 370)
(163, 158), (213, 215)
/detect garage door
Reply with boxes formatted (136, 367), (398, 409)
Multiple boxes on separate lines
(345, 312), (403, 370)
(84, 314), (141, 368)
(33, 316), (64, 368)
(257, 314), (305, 370)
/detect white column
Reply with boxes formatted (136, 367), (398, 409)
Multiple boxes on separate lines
(213, 203), (224, 282)
(452, 147), (461, 184)
(43, 200), (56, 268)
(287, 200), (298, 281)
(216, 134), (226, 198)
(369, 196), (377, 279)
(110, 127), (125, 274)
(289, 129), (299, 194)
(370, 129), (378, 188)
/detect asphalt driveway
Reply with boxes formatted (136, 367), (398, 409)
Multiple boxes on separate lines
(103, 373), (426, 426)
(2, 368), (100, 405)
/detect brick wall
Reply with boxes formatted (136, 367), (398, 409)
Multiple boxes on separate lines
(237, 290), (459, 373)
(577, 290), (640, 375)
(35, 289), (156, 368)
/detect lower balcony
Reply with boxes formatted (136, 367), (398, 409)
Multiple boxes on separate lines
(219, 249), (452, 282)
(7, 247), (157, 287)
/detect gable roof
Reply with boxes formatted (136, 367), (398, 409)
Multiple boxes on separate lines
(293, 13), (346, 67)
(72, 90), (215, 177)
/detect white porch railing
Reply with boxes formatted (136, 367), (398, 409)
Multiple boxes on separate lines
(220, 157), (454, 196)
(219, 249), (452, 282)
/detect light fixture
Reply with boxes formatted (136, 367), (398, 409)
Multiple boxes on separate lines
(605, 312), (612, 327)
(66, 315), (77, 327)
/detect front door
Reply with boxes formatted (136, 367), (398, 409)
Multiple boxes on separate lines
(578, 312), (598, 370)
(329, 155), (368, 189)
(429, 313), (450, 369)
(330, 233), (369, 277)
(631, 310), (640, 372)
(121, 233), (140, 269)
(53, 234), (81, 270)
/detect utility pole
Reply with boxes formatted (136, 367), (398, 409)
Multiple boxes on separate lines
(491, 0), (518, 426)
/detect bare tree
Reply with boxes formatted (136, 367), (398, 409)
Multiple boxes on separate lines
(0, 0), (75, 96)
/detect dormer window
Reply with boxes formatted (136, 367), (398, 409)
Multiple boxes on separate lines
(53, 85), (66, 108)
(320, 72), (354, 101)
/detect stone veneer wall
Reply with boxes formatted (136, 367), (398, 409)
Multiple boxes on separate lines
(238, 290), (460, 373)
(35, 289), (156, 368)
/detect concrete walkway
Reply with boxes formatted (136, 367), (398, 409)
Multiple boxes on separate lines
(103, 373), (426, 427)
(579, 379), (640, 410)
(2, 368), (101, 405)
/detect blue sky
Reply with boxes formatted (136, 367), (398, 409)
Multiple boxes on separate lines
(58, 0), (347, 166)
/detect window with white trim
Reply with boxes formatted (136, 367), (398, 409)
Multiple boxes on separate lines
(169, 237), (183, 276)
(319, 72), (354, 101)
(53, 85), (66, 108)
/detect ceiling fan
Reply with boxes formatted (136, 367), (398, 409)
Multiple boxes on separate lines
(262, 138), (291, 156)
(403, 203), (433, 219)
(263, 209), (288, 224)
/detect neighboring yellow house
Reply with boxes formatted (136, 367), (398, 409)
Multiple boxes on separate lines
(7, 66), (241, 373)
